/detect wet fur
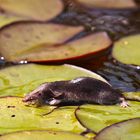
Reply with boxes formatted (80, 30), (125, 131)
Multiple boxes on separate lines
(23, 77), (126, 106)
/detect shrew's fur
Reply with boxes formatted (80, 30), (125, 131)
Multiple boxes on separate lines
(23, 77), (128, 107)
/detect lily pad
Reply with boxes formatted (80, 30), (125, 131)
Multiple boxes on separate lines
(0, 130), (89, 140)
(0, 13), (27, 28)
(77, 0), (137, 9)
(83, 132), (96, 139)
(0, 22), (111, 62)
(0, 22), (84, 62)
(21, 32), (111, 63)
(95, 118), (140, 140)
(0, 97), (85, 135)
(124, 92), (140, 101)
(0, 0), (63, 21)
(0, 64), (108, 97)
(76, 101), (140, 133)
(112, 34), (140, 66)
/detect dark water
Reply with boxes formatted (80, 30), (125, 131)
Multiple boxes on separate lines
(0, 0), (140, 92)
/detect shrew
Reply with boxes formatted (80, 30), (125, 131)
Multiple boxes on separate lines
(23, 77), (129, 107)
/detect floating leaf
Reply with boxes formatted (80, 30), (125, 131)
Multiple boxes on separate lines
(0, 64), (108, 97)
(0, 13), (27, 28)
(0, 130), (89, 140)
(95, 118), (140, 140)
(0, 22), (84, 62)
(0, 0), (63, 21)
(83, 132), (96, 139)
(77, 0), (137, 9)
(76, 101), (140, 133)
(0, 22), (111, 62)
(124, 92), (140, 101)
(18, 32), (111, 63)
(0, 97), (85, 135)
(112, 34), (140, 66)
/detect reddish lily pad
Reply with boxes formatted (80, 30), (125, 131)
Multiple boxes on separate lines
(0, 22), (84, 62)
(95, 118), (140, 140)
(27, 32), (111, 63)
(77, 0), (137, 9)
(0, 0), (63, 21)
(0, 130), (89, 140)
(112, 34), (140, 66)
(0, 22), (111, 62)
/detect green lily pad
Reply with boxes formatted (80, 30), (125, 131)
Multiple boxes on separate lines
(112, 34), (140, 66)
(95, 118), (140, 140)
(77, 0), (137, 9)
(0, 21), (111, 62)
(0, 130), (89, 140)
(0, 97), (85, 135)
(124, 92), (140, 101)
(84, 132), (96, 139)
(0, 0), (63, 21)
(0, 14), (27, 28)
(0, 64), (108, 97)
(76, 101), (140, 133)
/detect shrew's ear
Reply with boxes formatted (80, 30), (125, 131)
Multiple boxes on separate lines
(49, 88), (63, 98)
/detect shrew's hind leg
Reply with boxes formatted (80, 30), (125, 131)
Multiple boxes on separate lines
(120, 98), (129, 108)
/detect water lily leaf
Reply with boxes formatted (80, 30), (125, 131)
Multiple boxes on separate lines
(0, 0), (63, 21)
(77, 0), (137, 9)
(0, 64), (108, 97)
(76, 101), (140, 133)
(18, 32), (111, 63)
(0, 97), (86, 135)
(0, 130), (89, 140)
(95, 118), (140, 140)
(112, 34), (140, 66)
(0, 22), (111, 62)
(124, 92), (140, 101)
(82, 132), (96, 139)
(0, 22), (84, 62)
(0, 13), (27, 28)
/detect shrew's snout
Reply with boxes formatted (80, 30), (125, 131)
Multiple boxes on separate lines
(22, 95), (33, 102)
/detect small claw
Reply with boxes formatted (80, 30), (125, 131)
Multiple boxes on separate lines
(120, 101), (129, 108)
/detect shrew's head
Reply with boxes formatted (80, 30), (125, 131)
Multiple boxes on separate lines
(22, 83), (52, 107)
